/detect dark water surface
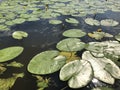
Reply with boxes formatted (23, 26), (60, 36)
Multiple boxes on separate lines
(0, 11), (120, 90)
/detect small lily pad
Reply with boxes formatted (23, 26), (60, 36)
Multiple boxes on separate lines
(56, 38), (86, 52)
(63, 29), (86, 38)
(0, 46), (24, 62)
(85, 18), (100, 26)
(49, 20), (62, 25)
(7, 61), (24, 68)
(65, 18), (79, 24)
(100, 19), (119, 26)
(115, 33), (120, 41)
(27, 50), (66, 75)
(12, 31), (28, 40)
(60, 60), (93, 88)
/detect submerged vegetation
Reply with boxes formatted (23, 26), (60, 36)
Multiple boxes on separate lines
(0, 0), (120, 90)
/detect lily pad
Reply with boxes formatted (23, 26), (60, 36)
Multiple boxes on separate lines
(49, 20), (62, 25)
(56, 38), (86, 52)
(115, 33), (120, 41)
(0, 46), (24, 62)
(82, 51), (120, 84)
(88, 31), (113, 40)
(65, 18), (79, 24)
(85, 18), (100, 26)
(63, 29), (86, 38)
(7, 61), (24, 68)
(92, 87), (114, 90)
(12, 18), (25, 24)
(27, 50), (66, 75)
(60, 60), (93, 88)
(100, 19), (119, 26)
(0, 73), (24, 90)
(12, 31), (28, 40)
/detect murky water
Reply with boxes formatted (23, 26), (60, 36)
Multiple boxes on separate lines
(0, 11), (120, 90)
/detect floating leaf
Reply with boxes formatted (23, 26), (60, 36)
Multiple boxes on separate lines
(0, 64), (6, 75)
(49, 20), (62, 25)
(56, 38), (86, 52)
(60, 60), (93, 88)
(0, 73), (24, 90)
(85, 18), (100, 26)
(92, 87), (114, 90)
(88, 31), (113, 40)
(0, 46), (24, 62)
(27, 50), (66, 75)
(60, 52), (80, 63)
(115, 33), (120, 41)
(82, 51), (118, 84)
(7, 61), (24, 68)
(100, 19), (119, 26)
(34, 75), (50, 90)
(65, 18), (79, 24)
(12, 18), (25, 24)
(63, 29), (86, 38)
(12, 31), (28, 40)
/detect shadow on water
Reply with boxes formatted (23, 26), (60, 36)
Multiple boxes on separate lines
(0, 11), (120, 90)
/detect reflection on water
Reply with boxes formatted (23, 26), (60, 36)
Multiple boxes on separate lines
(0, 11), (120, 90)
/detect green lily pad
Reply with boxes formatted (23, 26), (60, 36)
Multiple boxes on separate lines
(92, 87), (114, 90)
(12, 31), (28, 40)
(82, 51), (120, 84)
(60, 60), (93, 88)
(85, 18), (100, 26)
(49, 20), (62, 25)
(0, 65), (6, 75)
(27, 50), (66, 75)
(100, 19), (119, 26)
(56, 38), (86, 52)
(115, 33), (120, 41)
(0, 46), (24, 62)
(63, 29), (86, 38)
(65, 18), (79, 24)
(7, 61), (24, 68)
(12, 18), (25, 24)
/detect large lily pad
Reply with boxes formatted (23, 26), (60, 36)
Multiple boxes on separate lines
(56, 38), (86, 52)
(62, 29), (86, 38)
(27, 50), (66, 75)
(82, 51), (120, 84)
(59, 60), (93, 88)
(0, 46), (24, 62)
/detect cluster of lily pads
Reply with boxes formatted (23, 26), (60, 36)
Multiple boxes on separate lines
(0, 0), (120, 30)
(0, 46), (49, 90)
(27, 28), (120, 89)
(85, 18), (119, 26)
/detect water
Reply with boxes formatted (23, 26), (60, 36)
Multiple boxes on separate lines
(0, 11), (120, 90)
